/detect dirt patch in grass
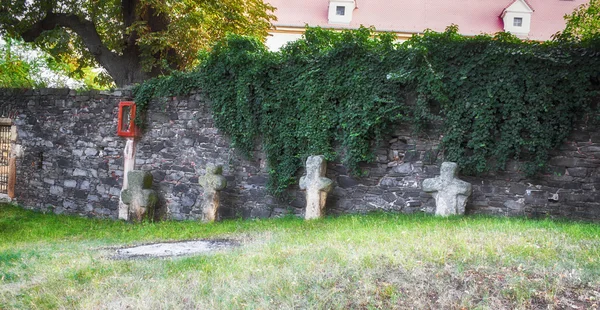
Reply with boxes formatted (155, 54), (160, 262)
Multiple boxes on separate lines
(113, 239), (238, 259)
(357, 265), (600, 309)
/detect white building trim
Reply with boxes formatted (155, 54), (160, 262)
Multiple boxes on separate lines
(501, 0), (534, 37)
(328, 0), (356, 25)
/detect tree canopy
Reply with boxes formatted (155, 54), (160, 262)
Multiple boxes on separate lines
(555, 0), (600, 42)
(0, 37), (45, 88)
(0, 0), (276, 87)
(0, 36), (107, 89)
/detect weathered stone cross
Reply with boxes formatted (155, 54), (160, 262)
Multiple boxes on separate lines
(198, 164), (227, 222)
(300, 155), (333, 220)
(422, 162), (472, 216)
(121, 170), (158, 222)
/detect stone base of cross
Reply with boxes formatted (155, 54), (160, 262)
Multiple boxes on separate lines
(300, 155), (333, 220)
(422, 162), (472, 216)
(121, 170), (158, 222)
(199, 164), (227, 222)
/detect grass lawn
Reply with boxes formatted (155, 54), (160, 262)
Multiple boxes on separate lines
(1, 204), (599, 309)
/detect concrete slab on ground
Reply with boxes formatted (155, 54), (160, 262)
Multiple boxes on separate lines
(114, 240), (236, 259)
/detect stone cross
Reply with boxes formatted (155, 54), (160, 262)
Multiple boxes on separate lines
(198, 164), (227, 222)
(299, 155), (333, 220)
(121, 170), (158, 222)
(422, 162), (472, 216)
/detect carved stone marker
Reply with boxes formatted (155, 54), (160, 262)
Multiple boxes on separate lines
(121, 170), (158, 222)
(198, 164), (227, 222)
(300, 155), (333, 220)
(422, 162), (472, 216)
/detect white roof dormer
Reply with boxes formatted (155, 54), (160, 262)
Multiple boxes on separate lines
(501, 0), (534, 37)
(328, 0), (356, 25)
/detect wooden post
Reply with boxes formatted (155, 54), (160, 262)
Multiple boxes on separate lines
(117, 101), (139, 220)
(118, 138), (136, 220)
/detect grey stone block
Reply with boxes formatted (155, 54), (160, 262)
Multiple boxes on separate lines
(64, 180), (77, 188)
(50, 186), (63, 195)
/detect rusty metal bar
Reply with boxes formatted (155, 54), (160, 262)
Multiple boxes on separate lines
(0, 125), (11, 194)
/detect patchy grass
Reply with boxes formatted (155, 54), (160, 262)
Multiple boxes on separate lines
(1, 204), (599, 309)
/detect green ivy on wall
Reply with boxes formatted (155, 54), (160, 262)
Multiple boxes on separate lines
(201, 28), (405, 194)
(134, 26), (600, 195)
(393, 26), (600, 175)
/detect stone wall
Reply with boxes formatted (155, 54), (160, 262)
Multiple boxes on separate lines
(1, 88), (599, 221)
(1, 89), (127, 217)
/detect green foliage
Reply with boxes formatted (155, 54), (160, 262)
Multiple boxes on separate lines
(132, 70), (204, 125)
(0, 37), (46, 88)
(138, 28), (405, 194)
(395, 27), (600, 175)
(0, 37), (110, 89)
(0, 0), (275, 86)
(135, 27), (600, 194)
(554, 0), (600, 42)
(201, 35), (270, 156)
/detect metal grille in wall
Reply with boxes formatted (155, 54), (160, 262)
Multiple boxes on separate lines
(0, 125), (10, 194)
(0, 103), (16, 119)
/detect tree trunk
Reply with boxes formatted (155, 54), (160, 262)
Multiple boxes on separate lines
(102, 52), (154, 87)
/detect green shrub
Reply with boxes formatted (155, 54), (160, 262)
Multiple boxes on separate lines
(135, 26), (600, 194)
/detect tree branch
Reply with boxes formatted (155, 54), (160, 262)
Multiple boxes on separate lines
(122, 0), (138, 28)
(17, 11), (141, 85)
(21, 12), (116, 58)
(121, 0), (140, 52)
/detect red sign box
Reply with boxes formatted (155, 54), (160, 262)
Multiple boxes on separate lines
(117, 101), (138, 137)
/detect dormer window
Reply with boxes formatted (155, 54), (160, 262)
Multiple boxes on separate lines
(513, 17), (523, 27)
(501, 0), (534, 37)
(328, 0), (355, 24)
